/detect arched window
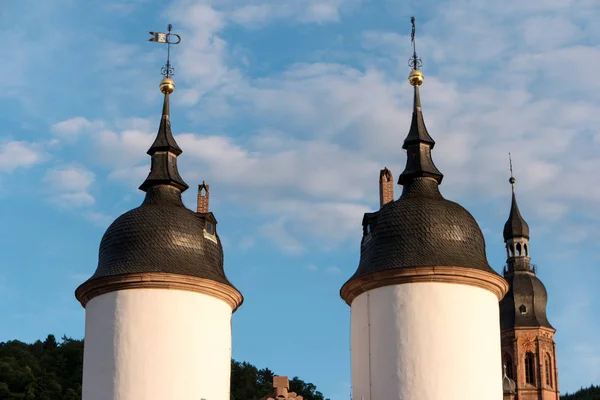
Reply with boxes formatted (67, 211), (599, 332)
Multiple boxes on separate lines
(516, 243), (522, 256)
(545, 353), (553, 388)
(525, 352), (536, 385)
(503, 354), (514, 379)
(524, 243), (528, 256)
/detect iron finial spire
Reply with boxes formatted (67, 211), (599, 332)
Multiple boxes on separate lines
(408, 17), (424, 87)
(409, 16), (422, 71)
(140, 24), (188, 193)
(509, 152), (516, 191)
(398, 16), (442, 186)
(149, 24), (182, 78)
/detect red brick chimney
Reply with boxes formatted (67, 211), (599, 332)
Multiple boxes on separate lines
(197, 181), (209, 213)
(379, 167), (394, 208)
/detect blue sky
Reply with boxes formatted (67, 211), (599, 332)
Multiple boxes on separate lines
(1, 0), (599, 398)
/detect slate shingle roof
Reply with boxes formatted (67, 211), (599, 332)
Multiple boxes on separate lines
(503, 190), (530, 240)
(78, 90), (237, 291)
(86, 185), (233, 287)
(349, 178), (496, 281)
(500, 271), (553, 329)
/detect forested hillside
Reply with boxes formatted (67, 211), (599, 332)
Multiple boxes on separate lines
(0, 335), (325, 400)
(562, 384), (600, 400)
(2, 334), (597, 400)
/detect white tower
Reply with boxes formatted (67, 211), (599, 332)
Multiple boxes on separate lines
(340, 20), (508, 400)
(75, 73), (242, 400)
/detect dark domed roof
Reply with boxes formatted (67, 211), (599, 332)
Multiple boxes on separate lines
(500, 271), (553, 330)
(503, 190), (529, 241)
(341, 75), (502, 294)
(349, 178), (495, 280)
(87, 185), (233, 287)
(78, 85), (238, 293)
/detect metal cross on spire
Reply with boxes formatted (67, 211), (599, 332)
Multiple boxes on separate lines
(408, 16), (422, 70)
(148, 24), (182, 78)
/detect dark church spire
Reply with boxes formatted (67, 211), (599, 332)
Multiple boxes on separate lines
(139, 25), (188, 193)
(503, 155), (532, 274)
(398, 17), (443, 186)
(503, 154), (529, 241)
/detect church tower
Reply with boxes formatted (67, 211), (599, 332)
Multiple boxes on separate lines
(499, 165), (559, 400)
(340, 19), (509, 400)
(75, 30), (243, 400)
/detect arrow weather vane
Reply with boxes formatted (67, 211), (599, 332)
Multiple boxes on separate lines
(148, 24), (182, 78)
(409, 16), (422, 70)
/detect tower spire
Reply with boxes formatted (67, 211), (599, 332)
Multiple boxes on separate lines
(140, 24), (188, 193)
(398, 17), (443, 186)
(503, 155), (531, 273)
(503, 154), (529, 242)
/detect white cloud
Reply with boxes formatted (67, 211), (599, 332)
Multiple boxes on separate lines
(325, 266), (342, 274)
(307, 263), (319, 271)
(43, 166), (96, 208)
(258, 218), (304, 254)
(225, 0), (363, 26)
(84, 211), (114, 228)
(0, 141), (44, 172)
(239, 236), (255, 250)
(51, 117), (94, 140)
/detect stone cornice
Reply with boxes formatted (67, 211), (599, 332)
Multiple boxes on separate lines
(340, 266), (509, 306)
(75, 272), (243, 312)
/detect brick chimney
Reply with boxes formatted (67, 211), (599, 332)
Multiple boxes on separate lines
(197, 181), (209, 213)
(379, 167), (394, 208)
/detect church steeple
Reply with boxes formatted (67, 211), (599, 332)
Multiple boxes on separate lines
(397, 27), (443, 186)
(499, 156), (559, 399)
(503, 155), (531, 273)
(138, 77), (189, 193)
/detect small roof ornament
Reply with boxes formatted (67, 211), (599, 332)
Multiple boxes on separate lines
(149, 24), (181, 94)
(139, 24), (188, 192)
(408, 16), (424, 87)
(398, 16), (443, 186)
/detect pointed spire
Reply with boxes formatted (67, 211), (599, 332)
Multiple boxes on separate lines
(503, 154), (529, 241)
(138, 78), (189, 193)
(398, 17), (443, 186)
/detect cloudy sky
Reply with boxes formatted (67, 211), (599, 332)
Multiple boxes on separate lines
(1, 0), (599, 397)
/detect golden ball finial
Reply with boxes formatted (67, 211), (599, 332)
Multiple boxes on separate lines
(408, 69), (424, 86)
(160, 77), (175, 94)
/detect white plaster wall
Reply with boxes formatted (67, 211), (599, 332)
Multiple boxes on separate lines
(82, 289), (233, 400)
(350, 282), (503, 400)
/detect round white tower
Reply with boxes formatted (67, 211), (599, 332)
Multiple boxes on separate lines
(340, 21), (508, 400)
(75, 75), (243, 400)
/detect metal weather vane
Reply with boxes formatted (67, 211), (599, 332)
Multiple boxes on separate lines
(148, 24), (182, 78)
(408, 16), (422, 70)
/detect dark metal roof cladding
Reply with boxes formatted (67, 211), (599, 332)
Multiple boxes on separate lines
(79, 90), (236, 290)
(503, 189), (530, 240)
(344, 79), (498, 287)
(398, 86), (443, 186)
(139, 92), (188, 192)
(500, 271), (553, 330)
(349, 178), (496, 281)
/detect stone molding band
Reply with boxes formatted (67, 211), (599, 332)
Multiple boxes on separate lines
(75, 272), (244, 312)
(340, 266), (509, 305)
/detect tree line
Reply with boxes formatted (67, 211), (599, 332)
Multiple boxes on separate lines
(561, 384), (600, 400)
(0, 335), (324, 400)
(2, 334), (596, 399)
